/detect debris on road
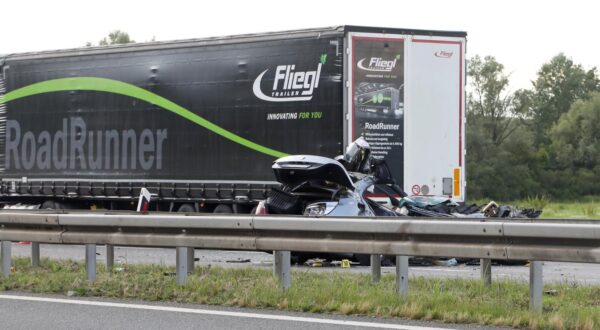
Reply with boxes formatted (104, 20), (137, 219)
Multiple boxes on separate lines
(330, 259), (359, 268)
(226, 258), (251, 263)
(304, 258), (328, 267)
(398, 196), (543, 219)
(432, 258), (459, 267)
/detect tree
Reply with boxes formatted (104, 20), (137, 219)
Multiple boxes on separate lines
(466, 55), (538, 200)
(550, 92), (600, 170)
(467, 55), (521, 146)
(99, 30), (135, 45)
(523, 54), (599, 146)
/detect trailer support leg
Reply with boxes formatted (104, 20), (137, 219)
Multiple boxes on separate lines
(481, 258), (492, 287)
(529, 261), (543, 313)
(31, 242), (40, 267)
(85, 244), (96, 281)
(176, 247), (188, 285)
(1, 241), (11, 277)
(396, 255), (409, 296)
(371, 255), (381, 283)
(273, 251), (291, 289)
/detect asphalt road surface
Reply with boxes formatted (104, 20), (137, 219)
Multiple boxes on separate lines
(9, 243), (600, 285)
(0, 292), (511, 330)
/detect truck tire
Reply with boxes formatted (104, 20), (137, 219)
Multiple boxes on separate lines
(213, 204), (233, 214)
(42, 200), (70, 210)
(177, 203), (196, 213)
(41, 200), (57, 210)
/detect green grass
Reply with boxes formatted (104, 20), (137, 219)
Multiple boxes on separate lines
(538, 200), (600, 219)
(1, 258), (599, 329)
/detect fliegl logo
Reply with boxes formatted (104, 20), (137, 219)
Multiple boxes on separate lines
(434, 51), (453, 58)
(357, 55), (400, 72)
(253, 54), (326, 102)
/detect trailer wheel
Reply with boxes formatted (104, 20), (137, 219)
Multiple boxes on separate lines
(177, 203), (196, 213)
(213, 204), (233, 214)
(42, 200), (71, 210)
(41, 200), (57, 210)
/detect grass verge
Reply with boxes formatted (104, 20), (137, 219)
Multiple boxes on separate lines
(1, 258), (599, 329)
(538, 200), (600, 219)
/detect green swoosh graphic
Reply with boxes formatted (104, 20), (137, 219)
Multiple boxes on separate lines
(0, 77), (289, 158)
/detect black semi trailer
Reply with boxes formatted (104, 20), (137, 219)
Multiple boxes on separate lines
(0, 26), (467, 212)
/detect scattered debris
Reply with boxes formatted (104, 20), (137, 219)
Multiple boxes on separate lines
(482, 201), (499, 217)
(226, 258), (251, 263)
(330, 259), (359, 267)
(66, 290), (78, 297)
(432, 258), (458, 267)
(409, 257), (434, 266)
(544, 289), (559, 296)
(381, 257), (395, 267)
(304, 258), (329, 267)
(115, 256), (127, 272)
(398, 197), (542, 219)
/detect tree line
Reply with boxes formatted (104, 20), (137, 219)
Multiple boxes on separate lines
(467, 54), (600, 201)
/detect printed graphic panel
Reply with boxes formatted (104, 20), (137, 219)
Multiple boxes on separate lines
(352, 37), (404, 184)
(1, 37), (344, 180)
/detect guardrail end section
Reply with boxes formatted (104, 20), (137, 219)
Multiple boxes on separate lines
(176, 247), (188, 286)
(371, 255), (381, 283)
(529, 261), (543, 313)
(85, 244), (96, 282)
(273, 251), (291, 290)
(31, 242), (40, 267)
(481, 258), (492, 287)
(1, 241), (12, 277)
(396, 256), (409, 296)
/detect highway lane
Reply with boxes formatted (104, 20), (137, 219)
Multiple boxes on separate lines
(0, 292), (510, 330)
(9, 243), (600, 284)
(12, 243), (600, 285)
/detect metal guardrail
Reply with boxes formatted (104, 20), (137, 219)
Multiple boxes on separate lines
(0, 210), (599, 312)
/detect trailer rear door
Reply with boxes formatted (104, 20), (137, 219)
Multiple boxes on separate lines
(346, 32), (466, 201)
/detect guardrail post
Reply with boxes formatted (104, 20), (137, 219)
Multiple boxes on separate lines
(371, 255), (381, 283)
(395, 255), (409, 296)
(480, 258), (492, 287)
(176, 247), (188, 285)
(105, 244), (114, 270)
(529, 261), (543, 312)
(85, 244), (96, 281)
(186, 247), (195, 273)
(1, 241), (11, 277)
(31, 242), (40, 267)
(273, 251), (291, 289)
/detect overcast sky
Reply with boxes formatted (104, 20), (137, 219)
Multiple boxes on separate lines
(1, 0), (597, 90)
